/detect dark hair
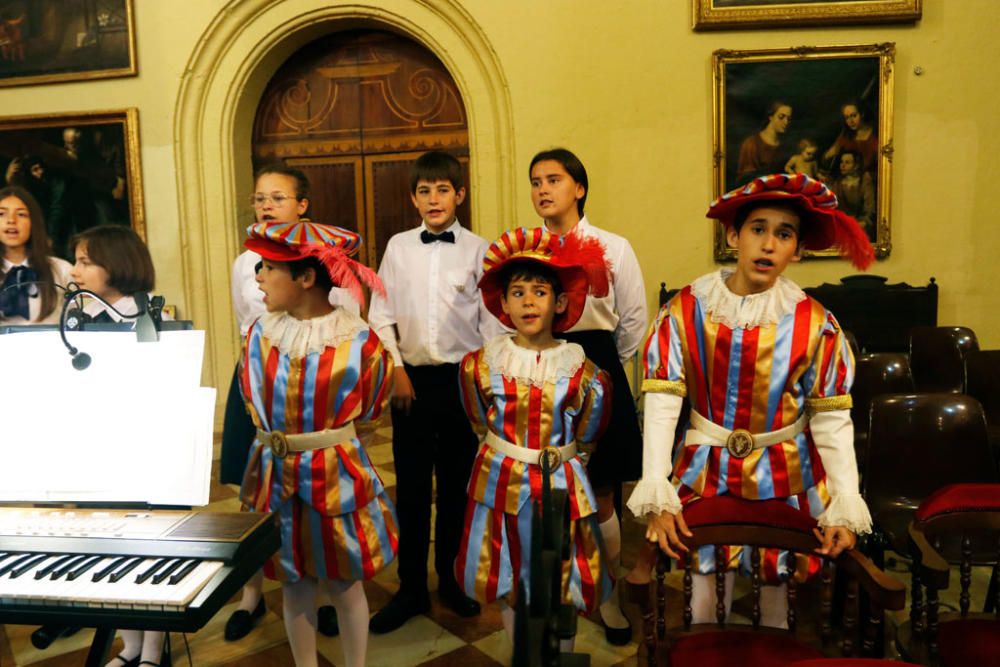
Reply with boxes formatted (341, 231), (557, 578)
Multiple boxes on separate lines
(762, 100), (792, 129)
(288, 256), (334, 292)
(409, 151), (464, 193)
(70, 225), (155, 294)
(498, 259), (563, 297)
(23, 155), (44, 171)
(0, 185), (58, 320)
(529, 148), (588, 215)
(732, 201), (803, 237)
(254, 162), (311, 207)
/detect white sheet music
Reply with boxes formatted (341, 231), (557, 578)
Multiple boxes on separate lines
(0, 330), (215, 506)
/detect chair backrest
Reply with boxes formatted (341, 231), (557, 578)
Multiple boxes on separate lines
(909, 326), (980, 393)
(642, 496), (905, 665)
(906, 484), (1000, 664)
(965, 350), (1000, 425)
(851, 353), (914, 435)
(864, 394), (996, 526)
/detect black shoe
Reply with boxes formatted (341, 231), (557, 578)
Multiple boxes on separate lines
(438, 580), (481, 618)
(107, 655), (140, 667)
(317, 604), (339, 637)
(224, 598), (266, 641)
(602, 618), (632, 646)
(369, 589), (430, 634)
(30, 624), (81, 650)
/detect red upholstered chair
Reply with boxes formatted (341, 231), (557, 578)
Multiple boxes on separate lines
(909, 326), (979, 393)
(787, 659), (920, 666)
(900, 484), (1000, 666)
(637, 495), (905, 667)
(850, 353), (914, 476)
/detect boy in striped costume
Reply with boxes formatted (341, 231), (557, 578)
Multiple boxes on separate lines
(627, 173), (875, 626)
(455, 227), (614, 647)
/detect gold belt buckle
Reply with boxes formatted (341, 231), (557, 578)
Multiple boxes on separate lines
(726, 429), (755, 459)
(266, 430), (289, 458)
(538, 446), (563, 473)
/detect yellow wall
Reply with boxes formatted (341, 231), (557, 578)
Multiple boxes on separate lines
(4, 0), (998, 393)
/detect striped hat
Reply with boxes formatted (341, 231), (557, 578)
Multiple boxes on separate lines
(708, 173), (874, 270)
(245, 221), (383, 306)
(479, 227), (610, 332)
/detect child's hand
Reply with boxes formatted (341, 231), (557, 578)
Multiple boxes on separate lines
(391, 367), (416, 414)
(646, 509), (693, 560)
(813, 526), (856, 558)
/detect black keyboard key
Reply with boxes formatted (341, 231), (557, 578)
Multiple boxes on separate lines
(168, 559), (200, 585)
(11, 553), (49, 578)
(151, 559), (183, 585)
(67, 555), (103, 581)
(34, 554), (73, 579)
(0, 553), (33, 577)
(135, 558), (169, 584)
(50, 555), (86, 580)
(92, 557), (128, 582)
(108, 557), (144, 583)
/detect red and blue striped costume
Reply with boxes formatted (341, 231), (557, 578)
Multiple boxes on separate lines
(239, 309), (399, 583)
(454, 335), (614, 612)
(644, 271), (854, 582)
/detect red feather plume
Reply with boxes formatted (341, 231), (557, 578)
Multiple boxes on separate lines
(309, 244), (386, 308)
(831, 210), (875, 271)
(553, 232), (613, 298)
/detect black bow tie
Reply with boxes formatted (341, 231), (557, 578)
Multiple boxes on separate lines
(421, 230), (455, 244)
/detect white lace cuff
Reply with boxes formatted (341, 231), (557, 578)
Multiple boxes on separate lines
(626, 479), (682, 518)
(817, 493), (873, 535)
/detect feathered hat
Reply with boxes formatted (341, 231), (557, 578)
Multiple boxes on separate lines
(479, 226), (611, 332)
(245, 221), (384, 306)
(707, 173), (875, 270)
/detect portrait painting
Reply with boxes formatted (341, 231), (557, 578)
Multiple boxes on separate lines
(712, 43), (895, 261)
(692, 0), (921, 30)
(0, 0), (136, 87)
(0, 109), (144, 261)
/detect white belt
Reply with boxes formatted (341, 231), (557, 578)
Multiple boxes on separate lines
(685, 410), (808, 459)
(256, 422), (358, 458)
(485, 431), (577, 471)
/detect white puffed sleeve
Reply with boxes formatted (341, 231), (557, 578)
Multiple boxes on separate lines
(810, 409), (872, 535)
(626, 392), (684, 518)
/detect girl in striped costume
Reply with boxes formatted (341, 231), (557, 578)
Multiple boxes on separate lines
(239, 221), (397, 667)
(455, 227), (614, 647)
(628, 173), (875, 626)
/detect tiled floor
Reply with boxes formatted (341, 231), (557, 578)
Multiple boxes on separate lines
(0, 417), (991, 665)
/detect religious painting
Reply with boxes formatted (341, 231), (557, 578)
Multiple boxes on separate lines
(0, 108), (144, 261)
(0, 0), (136, 87)
(712, 43), (895, 261)
(692, 0), (921, 30)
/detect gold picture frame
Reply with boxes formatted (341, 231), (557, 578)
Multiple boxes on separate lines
(0, 108), (145, 260)
(693, 0), (921, 31)
(712, 43), (895, 262)
(0, 0), (137, 88)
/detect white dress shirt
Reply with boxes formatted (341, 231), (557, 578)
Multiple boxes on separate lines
(0, 256), (73, 325)
(231, 249), (360, 336)
(367, 220), (505, 366)
(82, 294), (174, 322)
(547, 216), (648, 362)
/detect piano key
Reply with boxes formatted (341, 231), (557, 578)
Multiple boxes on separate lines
(168, 559), (200, 585)
(34, 554), (74, 579)
(134, 558), (169, 585)
(151, 559), (183, 585)
(10, 554), (50, 578)
(108, 556), (144, 583)
(50, 555), (88, 580)
(0, 553), (33, 577)
(66, 556), (103, 581)
(92, 556), (128, 582)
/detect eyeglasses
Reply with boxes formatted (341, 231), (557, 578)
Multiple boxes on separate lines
(251, 192), (296, 208)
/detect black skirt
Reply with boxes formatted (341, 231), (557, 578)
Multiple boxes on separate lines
(219, 364), (256, 485)
(557, 329), (642, 488)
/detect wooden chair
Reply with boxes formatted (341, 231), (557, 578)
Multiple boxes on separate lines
(638, 495), (905, 666)
(909, 326), (979, 393)
(965, 350), (1000, 470)
(850, 353), (914, 477)
(900, 483), (1000, 666)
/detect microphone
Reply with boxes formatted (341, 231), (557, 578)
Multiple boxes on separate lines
(59, 289), (165, 370)
(132, 291), (159, 343)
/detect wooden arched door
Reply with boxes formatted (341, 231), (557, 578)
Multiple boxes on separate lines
(251, 30), (471, 268)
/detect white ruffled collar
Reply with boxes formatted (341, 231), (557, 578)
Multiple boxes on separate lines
(691, 269), (806, 330)
(484, 334), (585, 387)
(261, 307), (367, 357)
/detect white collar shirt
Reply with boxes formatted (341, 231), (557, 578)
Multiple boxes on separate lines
(367, 219), (505, 366)
(546, 216), (648, 362)
(0, 256), (73, 325)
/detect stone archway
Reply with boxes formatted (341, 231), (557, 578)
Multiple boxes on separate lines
(173, 0), (514, 392)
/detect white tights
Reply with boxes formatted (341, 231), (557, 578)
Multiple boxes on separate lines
(689, 572), (788, 629)
(107, 630), (164, 666)
(283, 578), (369, 667)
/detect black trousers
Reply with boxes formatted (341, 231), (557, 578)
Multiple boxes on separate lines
(391, 362), (478, 594)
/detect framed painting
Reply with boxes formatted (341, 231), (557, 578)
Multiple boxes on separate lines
(693, 0), (921, 30)
(712, 43), (895, 261)
(0, 108), (144, 261)
(0, 0), (136, 87)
